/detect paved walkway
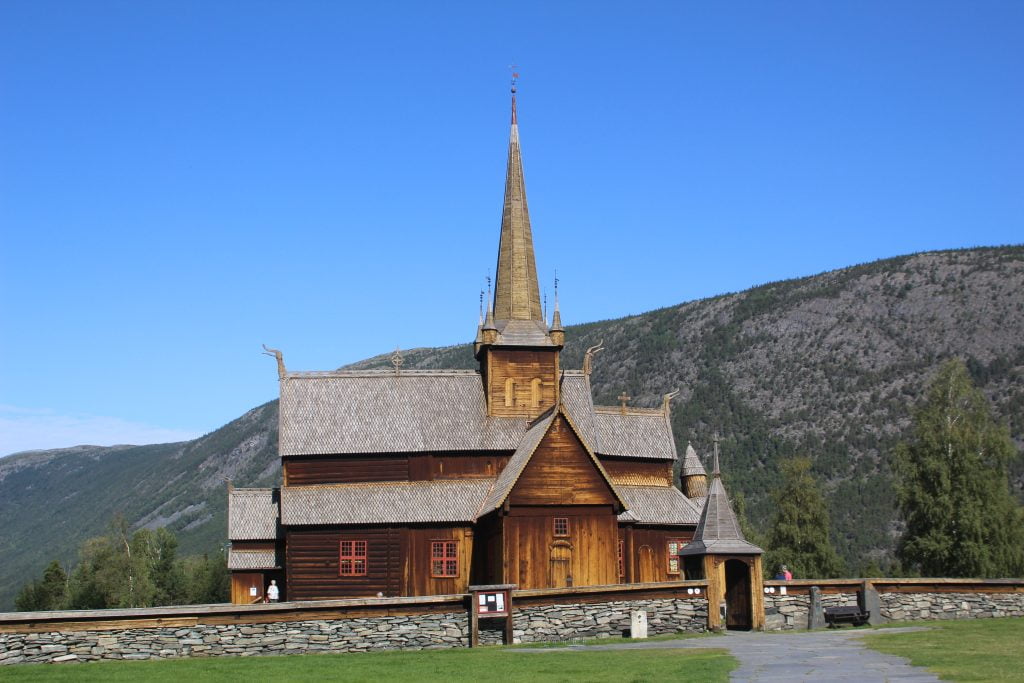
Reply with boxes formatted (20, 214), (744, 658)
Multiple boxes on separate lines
(518, 627), (940, 682)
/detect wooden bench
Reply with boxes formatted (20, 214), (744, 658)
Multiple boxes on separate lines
(824, 605), (869, 627)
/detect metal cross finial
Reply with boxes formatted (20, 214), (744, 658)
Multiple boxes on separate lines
(618, 392), (631, 414)
(391, 346), (404, 375)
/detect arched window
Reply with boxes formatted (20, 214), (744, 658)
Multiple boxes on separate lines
(504, 378), (515, 407)
(530, 378), (542, 408)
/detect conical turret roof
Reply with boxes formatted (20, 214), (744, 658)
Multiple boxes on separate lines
(681, 442), (706, 477)
(680, 441), (763, 556)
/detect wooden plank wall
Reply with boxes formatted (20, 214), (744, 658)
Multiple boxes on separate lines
(508, 415), (616, 506)
(485, 349), (559, 418)
(502, 507), (619, 589)
(620, 526), (695, 584)
(404, 527), (473, 596)
(408, 454), (511, 480)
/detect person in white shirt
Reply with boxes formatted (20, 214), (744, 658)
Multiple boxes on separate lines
(267, 580), (280, 602)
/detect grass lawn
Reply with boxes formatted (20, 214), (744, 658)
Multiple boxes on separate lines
(862, 617), (1024, 681)
(1, 645), (735, 682)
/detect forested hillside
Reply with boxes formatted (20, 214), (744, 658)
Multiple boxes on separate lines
(2, 246), (1021, 609)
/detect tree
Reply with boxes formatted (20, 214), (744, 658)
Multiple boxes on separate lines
(14, 560), (68, 611)
(894, 359), (1024, 577)
(765, 457), (844, 579)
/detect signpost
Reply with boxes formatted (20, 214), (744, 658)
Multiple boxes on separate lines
(468, 584), (516, 647)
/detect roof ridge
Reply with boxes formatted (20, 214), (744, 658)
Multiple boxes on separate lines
(593, 406), (664, 416)
(286, 369), (481, 379)
(284, 479), (496, 492)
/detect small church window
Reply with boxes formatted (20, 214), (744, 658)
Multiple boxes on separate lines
(530, 378), (542, 408)
(666, 539), (687, 574)
(339, 540), (367, 576)
(553, 517), (569, 537)
(504, 378), (515, 407)
(431, 540), (459, 577)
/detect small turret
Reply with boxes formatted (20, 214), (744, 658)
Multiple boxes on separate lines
(681, 442), (708, 498)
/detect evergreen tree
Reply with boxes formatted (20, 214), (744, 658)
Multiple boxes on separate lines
(14, 560), (67, 611)
(765, 457), (844, 578)
(894, 359), (1024, 577)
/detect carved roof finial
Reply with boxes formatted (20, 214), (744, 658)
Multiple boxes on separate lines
(618, 392), (631, 414)
(551, 271), (563, 331)
(662, 389), (679, 415)
(712, 432), (721, 477)
(583, 340), (604, 377)
(391, 346), (404, 375)
(262, 344), (286, 380)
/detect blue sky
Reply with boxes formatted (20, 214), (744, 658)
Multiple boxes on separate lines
(1, 1), (1022, 456)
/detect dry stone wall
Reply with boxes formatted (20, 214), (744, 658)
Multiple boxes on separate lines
(0, 597), (707, 665)
(880, 592), (1024, 621)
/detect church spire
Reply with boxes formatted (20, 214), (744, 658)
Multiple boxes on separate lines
(493, 85), (542, 322)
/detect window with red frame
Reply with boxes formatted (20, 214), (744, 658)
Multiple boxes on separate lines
(339, 540), (367, 576)
(617, 539), (625, 578)
(553, 517), (569, 537)
(431, 540), (459, 577)
(666, 539), (687, 574)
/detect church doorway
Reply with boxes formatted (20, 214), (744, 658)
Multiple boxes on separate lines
(637, 545), (656, 583)
(724, 559), (752, 630)
(549, 541), (572, 588)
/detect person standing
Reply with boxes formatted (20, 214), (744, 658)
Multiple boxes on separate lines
(267, 580), (280, 602)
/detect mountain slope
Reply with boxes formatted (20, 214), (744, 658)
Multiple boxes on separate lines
(2, 246), (1021, 609)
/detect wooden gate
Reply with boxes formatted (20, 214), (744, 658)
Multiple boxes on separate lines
(230, 572), (264, 605)
(725, 559), (752, 629)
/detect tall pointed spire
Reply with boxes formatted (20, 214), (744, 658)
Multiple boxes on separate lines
(493, 84), (542, 322)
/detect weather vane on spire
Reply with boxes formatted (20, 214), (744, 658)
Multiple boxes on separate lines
(509, 64), (519, 93)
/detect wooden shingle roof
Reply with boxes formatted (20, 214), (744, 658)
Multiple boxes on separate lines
(228, 488), (278, 541)
(680, 457), (763, 556)
(617, 485), (702, 525)
(228, 548), (278, 570)
(279, 370), (527, 456)
(280, 480), (495, 525)
(681, 443), (707, 476)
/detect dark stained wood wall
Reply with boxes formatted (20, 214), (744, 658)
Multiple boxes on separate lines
(283, 454), (512, 485)
(285, 526), (475, 600)
(408, 454), (511, 480)
(502, 507), (619, 589)
(508, 415), (618, 507)
(286, 527), (404, 600)
(600, 458), (673, 486)
(485, 348), (559, 418)
(284, 457), (409, 486)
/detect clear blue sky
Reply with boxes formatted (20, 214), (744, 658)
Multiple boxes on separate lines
(1, 1), (1022, 456)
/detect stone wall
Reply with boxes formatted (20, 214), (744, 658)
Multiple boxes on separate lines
(880, 592), (1024, 621)
(0, 596), (707, 665)
(479, 597), (707, 645)
(763, 591), (858, 631)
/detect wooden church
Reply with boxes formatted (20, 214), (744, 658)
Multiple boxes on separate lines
(227, 87), (759, 609)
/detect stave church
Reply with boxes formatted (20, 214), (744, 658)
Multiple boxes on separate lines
(227, 85), (762, 626)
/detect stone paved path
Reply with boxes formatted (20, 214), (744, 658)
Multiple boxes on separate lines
(518, 627), (940, 682)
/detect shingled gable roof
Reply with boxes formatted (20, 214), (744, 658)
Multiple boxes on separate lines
(279, 368), (679, 461)
(561, 372), (678, 461)
(478, 403), (627, 515)
(680, 452), (763, 556)
(228, 488), (279, 541)
(281, 479), (495, 525)
(279, 370), (527, 456)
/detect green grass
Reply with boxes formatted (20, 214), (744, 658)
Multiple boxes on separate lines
(862, 617), (1024, 681)
(0, 646), (735, 682)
